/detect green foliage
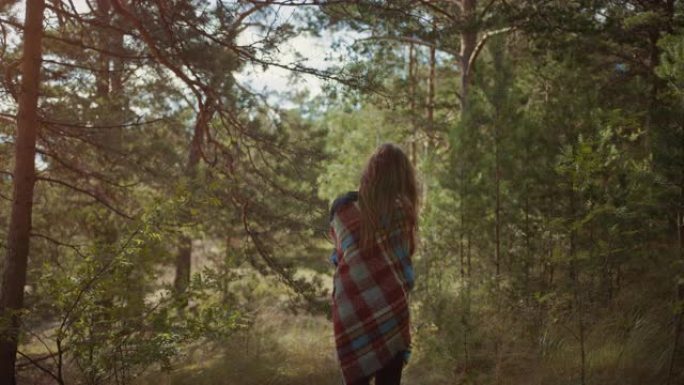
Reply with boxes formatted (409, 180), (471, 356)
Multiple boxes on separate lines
(2, 1), (684, 385)
(658, 33), (684, 93)
(24, 198), (245, 385)
(312, 2), (684, 385)
(317, 104), (407, 202)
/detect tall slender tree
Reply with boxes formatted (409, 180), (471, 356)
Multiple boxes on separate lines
(0, 1), (45, 383)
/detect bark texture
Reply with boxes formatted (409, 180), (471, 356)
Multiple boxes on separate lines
(0, 1), (45, 383)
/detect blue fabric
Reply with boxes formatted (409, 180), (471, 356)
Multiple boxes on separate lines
(329, 191), (415, 382)
(329, 191), (359, 221)
(402, 349), (411, 364)
(329, 198), (415, 291)
(330, 250), (339, 266)
(390, 229), (415, 290)
(329, 191), (358, 269)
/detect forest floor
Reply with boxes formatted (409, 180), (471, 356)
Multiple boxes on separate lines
(18, 246), (448, 385)
(134, 261), (445, 385)
(136, 307), (442, 385)
(137, 308), (342, 385)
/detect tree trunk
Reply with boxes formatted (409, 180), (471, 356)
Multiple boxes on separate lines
(667, 123), (684, 385)
(95, 0), (111, 100)
(494, 102), (501, 280)
(111, 25), (125, 116)
(174, 101), (212, 301)
(174, 237), (193, 298)
(458, 122), (473, 375)
(459, 0), (477, 111)
(408, 43), (417, 166)
(174, 159), (200, 299)
(96, 0), (126, 148)
(0, 1), (45, 383)
(422, 24), (437, 205)
(568, 148), (587, 385)
(524, 144), (531, 300)
(459, 162), (469, 375)
(456, 3), (477, 373)
(427, 25), (436, 138)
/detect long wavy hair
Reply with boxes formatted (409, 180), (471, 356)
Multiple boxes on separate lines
(358, 143), (419, 249)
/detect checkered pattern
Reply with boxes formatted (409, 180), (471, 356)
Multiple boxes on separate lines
(328, 193), (415, 385)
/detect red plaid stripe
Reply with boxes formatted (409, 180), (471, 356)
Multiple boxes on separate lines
(329, 199), (414, 385)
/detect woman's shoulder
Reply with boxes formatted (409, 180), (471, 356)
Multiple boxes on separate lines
(329, 191), (359, 221)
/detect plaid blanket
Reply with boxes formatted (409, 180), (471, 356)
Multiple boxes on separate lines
(328, 192), (415, 385)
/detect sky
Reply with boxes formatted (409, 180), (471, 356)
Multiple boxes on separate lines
(236, 27), (334, 107)
(234, 6), (356, 108)
(4, 0), (343, 107)
(1, 1), (352, 167)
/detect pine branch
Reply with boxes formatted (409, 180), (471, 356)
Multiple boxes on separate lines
(36, 176), (134, 219)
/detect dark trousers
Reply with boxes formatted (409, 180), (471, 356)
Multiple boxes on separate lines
(350, 352), (404, 385)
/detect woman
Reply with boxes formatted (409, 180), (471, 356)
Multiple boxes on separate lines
(328, 143), (418, 385)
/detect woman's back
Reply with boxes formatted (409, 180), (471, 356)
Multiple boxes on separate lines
(329, 190), (414, 385)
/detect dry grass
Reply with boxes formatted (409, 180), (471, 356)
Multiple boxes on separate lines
(136, 307), (341, 385)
